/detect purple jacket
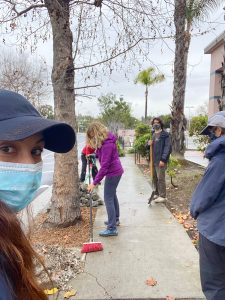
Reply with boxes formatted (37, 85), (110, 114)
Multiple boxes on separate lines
(93, 132), (124, 185)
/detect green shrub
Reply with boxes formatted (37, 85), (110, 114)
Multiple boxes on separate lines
(189, 115), (207, 136)
(117, 141), (125, 157)
(127, 147), (135, 154)
(189, 115), (209, 151)
(133, 133), (151, 158)
(135, 122), (150, 139)
(167, 156), (181, 187)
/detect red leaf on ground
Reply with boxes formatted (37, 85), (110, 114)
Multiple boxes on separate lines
(145, 277), (157, 286)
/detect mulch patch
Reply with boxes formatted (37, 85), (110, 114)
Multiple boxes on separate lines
(30, 207), (96, 248)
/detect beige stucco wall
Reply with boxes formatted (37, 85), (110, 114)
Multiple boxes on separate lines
(208, 43), (224, 116)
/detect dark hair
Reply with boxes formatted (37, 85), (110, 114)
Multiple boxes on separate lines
(213, 127), (225, 135)
(151, 117), (164, 129)
(0, 201), (48, 300)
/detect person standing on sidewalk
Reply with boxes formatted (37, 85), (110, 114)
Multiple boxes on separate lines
(80, 145), (98, 183)
(87, 121), (124, 237)
(147, 117), (171, 203)
(190, 113), (225, 300)
(0, 90), (76, 299)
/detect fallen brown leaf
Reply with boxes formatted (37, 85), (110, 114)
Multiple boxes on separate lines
(145, 277), (157, 286)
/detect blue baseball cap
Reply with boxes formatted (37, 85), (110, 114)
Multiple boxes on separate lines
(0, 90), (76, 153)
(200, 112), (225, 135)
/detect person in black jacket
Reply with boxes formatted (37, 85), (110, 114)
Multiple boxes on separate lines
(147, 117), (171, 203)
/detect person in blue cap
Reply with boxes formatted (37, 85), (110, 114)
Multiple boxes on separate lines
(190, 112), (225, 300)
(0, 90), (76, 299)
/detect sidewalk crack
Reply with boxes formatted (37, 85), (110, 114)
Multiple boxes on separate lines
(84, 271), (113, 299)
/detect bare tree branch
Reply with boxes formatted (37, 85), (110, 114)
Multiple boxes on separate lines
(74, 35), (174, 70)
(0, 1), (45, 22)
(75, 84), (101, 89)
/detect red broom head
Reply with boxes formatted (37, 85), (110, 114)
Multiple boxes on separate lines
(81, 242), (103, 253)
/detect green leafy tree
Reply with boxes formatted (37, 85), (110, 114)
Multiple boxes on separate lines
(158, 114), (171, 129)
(98, 93), (137, 134)
(134, 67), (165, 121)
(39, 104), (54, 119)
(76, 115), (97, 132)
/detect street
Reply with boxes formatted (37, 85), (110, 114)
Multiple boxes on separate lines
(32, 133), (85, 204)
(38, 132), (86, 194)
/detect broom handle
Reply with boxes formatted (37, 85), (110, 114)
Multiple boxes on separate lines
(150, 139), (153, 180)
(88, 158), (93, 242)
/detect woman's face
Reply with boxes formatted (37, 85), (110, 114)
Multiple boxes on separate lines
(0, 133), (44, 164)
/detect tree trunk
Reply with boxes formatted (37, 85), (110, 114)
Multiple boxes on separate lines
(45, 0), (80, 227)
(171, 0), (187, 156)
(145, 85), (148, 121)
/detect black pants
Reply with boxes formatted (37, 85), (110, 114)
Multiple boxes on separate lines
(199, 233), (225, 300)
(80, 153), (98, 182)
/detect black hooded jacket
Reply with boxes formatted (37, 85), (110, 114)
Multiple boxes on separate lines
(147, 130), (171, 164)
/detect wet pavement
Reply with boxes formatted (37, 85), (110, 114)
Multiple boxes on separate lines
(66, 155), (205, 300)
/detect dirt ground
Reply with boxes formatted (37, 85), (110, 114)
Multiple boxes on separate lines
(137, 159), (205, 249)
(30, 207), (97, 248)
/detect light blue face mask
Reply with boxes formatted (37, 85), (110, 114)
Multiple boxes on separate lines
(0, 161), (42, 212)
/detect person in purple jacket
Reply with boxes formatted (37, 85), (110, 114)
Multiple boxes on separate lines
(87, 121), (124, 237)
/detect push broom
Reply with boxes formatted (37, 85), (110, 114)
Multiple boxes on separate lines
(148, 128), (157, 205)
(81, 156), (103, 253)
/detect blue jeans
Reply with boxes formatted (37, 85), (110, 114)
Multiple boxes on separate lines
(104, 175), (121, 230)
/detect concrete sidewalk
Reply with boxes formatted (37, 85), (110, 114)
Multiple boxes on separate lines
(69, 155), (205, 300)
(184, 150), (208, 168)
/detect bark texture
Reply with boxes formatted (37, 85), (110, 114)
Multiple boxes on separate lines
(171, 0), (188, 156)
(45, 0), (80, 227)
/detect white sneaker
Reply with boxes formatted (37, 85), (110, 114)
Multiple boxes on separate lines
(154, 196), (167, 203)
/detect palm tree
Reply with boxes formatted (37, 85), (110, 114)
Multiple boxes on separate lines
(135, 67), (165, 121)
(171, 0), (223, 156)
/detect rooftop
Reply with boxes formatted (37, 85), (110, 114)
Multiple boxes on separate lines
(204, 30), (225, 54)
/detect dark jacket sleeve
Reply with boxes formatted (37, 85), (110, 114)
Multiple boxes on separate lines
(0, 272), (13, 300)
(93, 144), (113, 185)
(190, 158), (225, 219)
(161, 133), (171, 163)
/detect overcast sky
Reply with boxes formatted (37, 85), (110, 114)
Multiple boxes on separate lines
(2, 4), (225, 120)
(76, 7), (224, 120)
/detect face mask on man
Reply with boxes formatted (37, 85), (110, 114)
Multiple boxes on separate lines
(153, 124), (161, 131)
(0, 161), (42, 212)
(209, 132), (218, 142)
